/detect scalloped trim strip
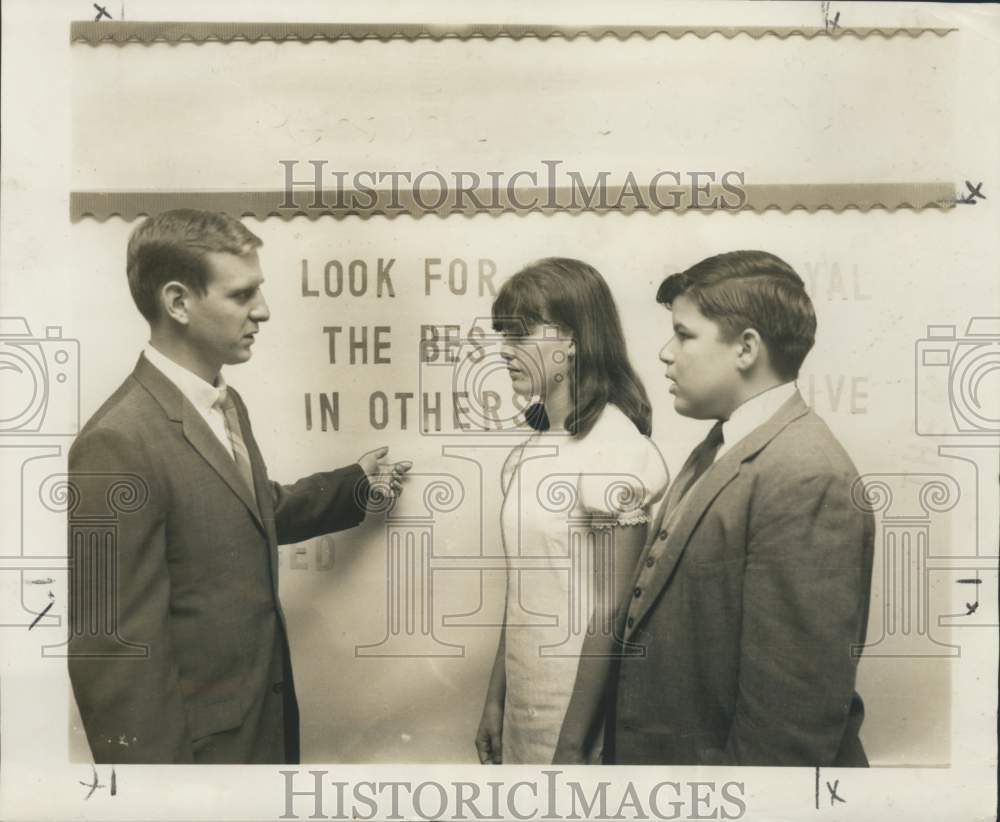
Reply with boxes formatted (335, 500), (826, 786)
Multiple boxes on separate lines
(70, 184), (957, 222)
(69, 22), (956, 46)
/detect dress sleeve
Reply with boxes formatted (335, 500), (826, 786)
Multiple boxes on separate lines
(577, 413), (669, 529)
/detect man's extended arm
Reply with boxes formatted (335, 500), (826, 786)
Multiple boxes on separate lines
(228, 388), (371, 545)
(270, 464), (369, 545)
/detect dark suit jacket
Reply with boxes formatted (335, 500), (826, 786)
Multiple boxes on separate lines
(613, 391), (874, 766)
(67, 354), (368, 764)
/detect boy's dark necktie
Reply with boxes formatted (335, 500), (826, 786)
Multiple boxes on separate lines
(667, 420), (725, 514)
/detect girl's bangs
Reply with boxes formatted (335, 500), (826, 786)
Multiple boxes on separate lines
(491, 278), (548, 335)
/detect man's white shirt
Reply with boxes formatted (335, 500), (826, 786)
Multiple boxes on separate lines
(144, 343), (234, 459)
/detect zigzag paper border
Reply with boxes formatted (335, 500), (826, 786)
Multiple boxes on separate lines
(70, 183), (958, 222)
(69, 22), (956, 46)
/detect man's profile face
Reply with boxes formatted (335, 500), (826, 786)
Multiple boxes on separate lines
(659, 293), (742, 420)
(185, 250), (270, 373)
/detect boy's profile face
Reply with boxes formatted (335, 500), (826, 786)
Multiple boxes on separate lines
(660, 293), (743, 420)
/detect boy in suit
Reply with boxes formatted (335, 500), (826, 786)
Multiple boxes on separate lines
(613, 250), (874, 766)
(68, 209), (409, 764)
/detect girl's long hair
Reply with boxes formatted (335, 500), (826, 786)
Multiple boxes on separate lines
(491, 257), (652, 437)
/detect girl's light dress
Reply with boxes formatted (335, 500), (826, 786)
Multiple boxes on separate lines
(499, 404), (668, 764)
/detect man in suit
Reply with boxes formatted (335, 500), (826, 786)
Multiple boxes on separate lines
(67, 209), (409, 764)
(612, 250), (874, 766)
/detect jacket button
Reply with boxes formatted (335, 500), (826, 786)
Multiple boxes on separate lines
(645, 557), (655, 568)
(626, 616), (635, 628)
(272, 682), (284, 694)
(658, 529), (668, 541)
(633, 587), (642, 598)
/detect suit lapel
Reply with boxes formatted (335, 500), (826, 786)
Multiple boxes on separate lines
(229, 389), (280, 543)
(660, 448), (700, 522)
(628, 428), (719, 591)
(242, 412), (276, 544)
(132, 354), (265, 532)
(628, 391), (811, 636)
(181, 407), (264, 530)
(225, 388), (285, 606)
(628, 455), (744, 634)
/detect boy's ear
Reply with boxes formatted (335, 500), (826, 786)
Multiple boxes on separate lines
(734, 328), (763, 372)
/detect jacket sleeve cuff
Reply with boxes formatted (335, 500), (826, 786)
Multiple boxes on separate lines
(348, 463), (371, 524)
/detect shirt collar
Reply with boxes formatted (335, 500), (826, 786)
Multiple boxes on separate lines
(143, 343), (227, 413)
(720, 381), (798, 455)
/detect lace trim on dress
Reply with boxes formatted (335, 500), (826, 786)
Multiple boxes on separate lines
(589, 511), (651, 530)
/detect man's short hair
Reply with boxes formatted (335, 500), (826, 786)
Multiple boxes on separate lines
(656, 250), (817, 380)
(126, 209), (263, 322)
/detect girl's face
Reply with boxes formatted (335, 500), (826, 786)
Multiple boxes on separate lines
(498, 321), (575, 399)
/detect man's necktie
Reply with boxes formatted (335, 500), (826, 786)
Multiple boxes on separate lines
(214, 388), (257, 501)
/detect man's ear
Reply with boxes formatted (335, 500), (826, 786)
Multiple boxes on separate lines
(734, 328), (763, 373)
(160, 281), (193, 326)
